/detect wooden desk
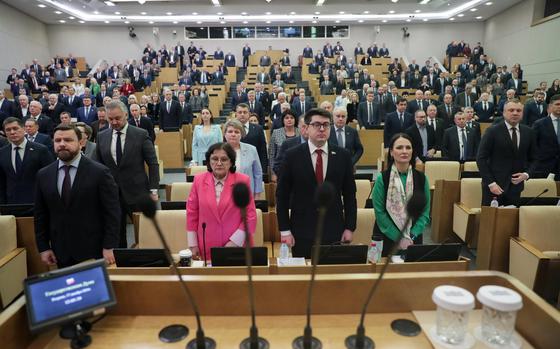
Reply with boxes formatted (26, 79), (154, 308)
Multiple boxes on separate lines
(3, 272), (559, 349)
(477, 207), (520, 272)
(431, 180), (461, 243)
(357, 129), (383, 167)
(154, 131), (184, 169)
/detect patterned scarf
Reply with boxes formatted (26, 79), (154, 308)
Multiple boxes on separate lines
(386, 164), (414, 239)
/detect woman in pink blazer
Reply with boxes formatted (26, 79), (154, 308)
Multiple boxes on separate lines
(186, 142), (257, 261)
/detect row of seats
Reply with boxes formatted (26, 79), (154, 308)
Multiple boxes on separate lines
(0, 216), (27, 310)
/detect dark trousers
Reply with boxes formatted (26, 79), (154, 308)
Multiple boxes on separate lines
(481, 183), (521, 207)
(119, 197), (136, 248)
(243, 56), (249, 68)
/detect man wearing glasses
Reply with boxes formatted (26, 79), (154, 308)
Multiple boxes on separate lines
(276, 108), (357, 258)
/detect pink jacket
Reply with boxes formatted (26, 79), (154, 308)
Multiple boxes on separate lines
(186, 171), (257, 260)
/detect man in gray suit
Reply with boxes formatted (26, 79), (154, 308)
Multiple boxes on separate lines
(96, 101), (160, 247)
(75, 122), (97, 161)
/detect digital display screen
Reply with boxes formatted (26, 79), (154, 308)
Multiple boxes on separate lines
(25, 260), (115, 331)
(233, 27), (256, 38)
(280, 26), (302, 38)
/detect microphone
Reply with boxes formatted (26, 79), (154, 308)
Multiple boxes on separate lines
(346, 191), (426, 349)
(233, 183), (269, 349)
(201, 222), (208, 267)
(521, 188), (549, 207)
(293, 182), (335, 349)
(137, 195), (216, 349)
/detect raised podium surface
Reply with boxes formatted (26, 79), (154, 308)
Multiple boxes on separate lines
(2, 271), (559, 349)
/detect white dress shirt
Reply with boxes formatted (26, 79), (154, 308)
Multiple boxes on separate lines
(111, 123), (128, 164)
(11, 138), (27, 171)
(57, 154), (81, 195)
(308, 142), (328, 181)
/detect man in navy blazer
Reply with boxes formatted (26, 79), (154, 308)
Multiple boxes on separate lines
(329, 107), (364, 166)
(236, 103), (268, 173)
(0, 91), (14, 120)
(247, 91), (266, 125)
(76, 96), (97, 125)
(224, 52), (236, 67)
(0, 117), (53, 204)
(357, 90), (381, 129)
(159, 89), (182, 131)
(384, 98), (414, 146)
(24, 119), (53, 153)
(406, 90), (427, 115)
(523, 91), (547, 126)
(24, 101), (54, 137)
(442, 112), (479, 162)
(242, 44), (251, 68)
(231, 85), (248, 108)
(405, 110), (437, 162)
(129, 104), (156, 143)
(302, 45), (313, 58)
(34, 124), (120, 268)
(532, 95), (560, 179)
(473, 93), (496, 122)
(63, 87), (82, 117)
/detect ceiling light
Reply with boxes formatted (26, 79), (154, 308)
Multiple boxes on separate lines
(104, 1), (115, 6)
(197, 21), (202, 24)
(289, 20), (294, 24)
(93, 11), (99, 14)
(406, 19), (411, 22)
(449, 17), (455, 21)
(114, 12), (120, 15)
(105, 20), (110, 23)
(485, 2), (493, 5)
(217, 12), (223, 15)
(358, 19), (364, 23)
(173, 21), (178, 24)
(148, 21), (154, 24)
(363, 11), (370, 14)
(476, 16), (483, 19)
(316, 0), (326, 5)
(59, 20), (66, 23)
(69, 16), (75, 19)
(192, 12), (198, 15)
(335, 20), (340, 23)
(290, 11), (296, 15)
(423, 18), (428, 22)
(241, 12), (247, 15)
(211, 0), (221, 6)
(166, 12), (173, 15)
(243, 20), (248, 24)
(55, 11), (62, 14)
(266, 11), (272, 15)
(458, 13), (464, 17)
(312, 20), (318, 23)
(220, 20), (226, 24)
(140, 12), (147, 15)
(391, 0), (399, 3)
(79, 20), (85, 24)
(138, 0), (146, 4)
(339, 11), (345, 14)
(125, 21), (130, 24)
(314, 11), (320, 15)
(38, 4), (46, 8)
(470, 8), (477, 12)
(382, 19), (388, 23)
(419, 0), (431, 4)
(389, 10), (395, 14)
(266, 20), (271, 23)
(415, 10), (421, 13)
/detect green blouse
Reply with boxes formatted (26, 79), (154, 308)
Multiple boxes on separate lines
(371, 171), (431, 242)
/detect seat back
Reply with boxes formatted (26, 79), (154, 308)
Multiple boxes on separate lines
(460, 178), (482, 208)
(463, 161), (479, 172)
(519, 206), (560, 252)
(521, 179), (557, 197)
(0, 215), (17, 258)
(424, 161), (460, 188)
(355, 180), (372, 209)
(170, 182), (193, 201)
(190, 166), (207, 175)
(138, 210), (188, 253)
(254, 209), (264, 247)
(352, 209), (375, 246)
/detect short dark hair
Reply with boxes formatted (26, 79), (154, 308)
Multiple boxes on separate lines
(205, 142), (236, 173)
(54, 124), (82, 141)
(282, 109), (296, 123)
(550, 94), (560, 103)
(304, 107), (332, 124)
(3, 117), (24, 129)
(387, 132), (417, 168)
(236, 103), (249, 111)
(397, 97), (408, 105)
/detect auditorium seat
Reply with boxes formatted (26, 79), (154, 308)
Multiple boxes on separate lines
(137, 209), (265, 253)
(355, 179), (373, 209)
(462, 161), (479, 172)
(0, 215), (27, 309)
(521, 178), (557, 197)
(424, 161), (460, 189)
(453, 178), (482, 246)
(352, 209), (375, 246)
(170, 182), (193, 201)
(510, 206), (560, 303)
(189, 166), (207, 175)
(154, 145), (164, 180)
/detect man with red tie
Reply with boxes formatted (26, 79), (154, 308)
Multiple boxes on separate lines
(276, 108), (357, 258)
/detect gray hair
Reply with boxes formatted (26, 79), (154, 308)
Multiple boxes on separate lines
(105, 100), (128, 116)
(223, 118), (246, 137)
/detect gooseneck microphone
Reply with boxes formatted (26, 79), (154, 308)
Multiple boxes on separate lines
(233, 183), (269, 349)
(522, 188), (549, 206)
(201, 222), (208, 267)
(138, 195), (216, 349)
(293, 182), (335, 349)
(346, 191), (426, 349)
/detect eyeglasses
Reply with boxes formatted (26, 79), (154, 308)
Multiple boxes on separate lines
(307, 122), (331, 130)
(210, 157), (230, 164)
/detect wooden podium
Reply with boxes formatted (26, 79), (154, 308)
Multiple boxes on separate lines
(154, 131), (184, 169)
(2, 271), (559, 348)
(477, 206), (520, 272)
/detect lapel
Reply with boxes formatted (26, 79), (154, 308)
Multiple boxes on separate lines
(203, 173), (221, 222)
(325, 146), (338, 182)
(103, 130), (117, 167)
(67, 158), (85, 206)
(21, 141), (36, 170)
(121, 126), (134, 164)
(499, 123), (516, 153)
(301, 143), (316, 185)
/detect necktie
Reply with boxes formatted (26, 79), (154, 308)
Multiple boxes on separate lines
(461, 128), (467, 160)
(70, 97), (73, 104)
(511, 127), (518, 150)
(181, 102), (184, 111)
(14, 147), (22, 174)
(399, 113), (404, 126)
(136, 118), (140, 127)
(483, 102), (487, 111)
(466, 95), (470, 107)
(556, 118), (560, 145)
(337, 128), (344, 147)
(315, 149), (324, 184)
(429, 119), (434, 130)
(250, 102), (254, 111)
(538, 103), (542, 114)
(368, 103), (372, 123)
(61, 165), (72, 206)
(447, 105), (451, 116)
(85, 107), (89, 117)
(116, 131), (123, 165)
(301, 102), (305, 112)
(167, 101), (171, 113)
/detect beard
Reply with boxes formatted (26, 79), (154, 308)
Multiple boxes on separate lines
(56, 148), (79, 162)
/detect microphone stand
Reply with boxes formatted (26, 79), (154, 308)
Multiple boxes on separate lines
(202, 222), (208, 267)
(144, 200), (216, 349)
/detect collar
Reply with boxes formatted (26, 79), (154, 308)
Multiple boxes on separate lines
(213, 173), (228, 186)
(504, 120), (518, 130)
(550, 114), (559, 122)
(58, 153), (82, 168)
(309, 141), (329, 155)
(12, 138), (27, 150)
(113, 123), (129, 134)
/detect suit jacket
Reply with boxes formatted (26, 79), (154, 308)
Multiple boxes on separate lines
(406, 100), (427, 115)
(273, 135), (305, 176)
(224, 54), (236, 67)
(34, 156), (120, 265)
(76, 106), (97, 125)
(24, 114), (54, 137)
(186, 171), (257, 260)
(256, 72), (270, 84)
(242, 123), (268, 173)
(27, 132), (53, 154)
(506, 79), (523, 96)
(383, 111), (414, 145)
(83, 141), (98, 161)
(63, 96), (82, 117)
(328, 126), (364, 165)
(522, 101), (547, 126)
(231, 92), (248, 108)
(259, 56), (271, 66)
(455, 92), (478, 108)
(159, 99), (181, 130)
(178, 102), (195, 124)
(357, 101), (381, 129)
(248, 100), (265, 124)
(473, 101), (495, 122)
(96, 125), (159, 205)
(476, 122), (537, 195)
(0, 141), (53, 204)
(405, 124), (436, 161)
(129, 116), (156, 142)
(426, 117), (445, 150)
(238, 142), (263, 195)
(276, 143), (357, 258)
(291, 99), (311, 116)
(442, 126), (479, 161)
(437, 104), (460, 127)
(0, 99), (14, 119)
(533, 116), (560, 178)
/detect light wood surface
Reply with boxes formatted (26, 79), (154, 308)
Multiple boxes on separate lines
(477, 207), (519, 272)
(154, 131), (184, 169)
(431, 180), (461, 243)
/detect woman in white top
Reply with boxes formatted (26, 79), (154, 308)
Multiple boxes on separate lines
(191, 108), (223, 166)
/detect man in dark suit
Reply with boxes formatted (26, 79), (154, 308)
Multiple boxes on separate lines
(506, 72), (523, 96)
(291, 91), (311, 117)
(63, 87), (82, 118)
(442, 111), (479, 162)
(24, 119), (53, 153)
(384, 98), (414, 146)
(174, 42), (185, 69)
(0, 117), (53, 204)
(254, 83), (270, 112)
(302, 45), (313, 58)
(247, 91), (265, 125)
(473, 92), (496, 122)
(523, 91), (547, 126)
(25, 101), (54, 137)
(532, 94), (560, 179)
(437, 94), (460, 127)
(357, 90), (381, 129)
(455, 85), (478, 108)
(96, 101), (159, 248)
(242, 43), (252, 68)
(177, 93), (194, 125)
(224, 52), (236, 67)
(129, 104), (156, 143)
(476, 99), (537, 206)
(91, 107), (109, 142)
(34, 124), (120, 268)
(405, 110), (436, 162)
(76, 96), (97, 125)
(213, 47), (224, 60)
(0, 91), (14, 124)
(407, 90), (427, 115)
(44, 93), (65, 124)
(159, 89), (181, 131)
(231, 85), (248, 108)
(329, 107), (364, 167)
(236, 103), (268, 173)
(464, 107), (482, 144)
(276, 108), (357, 258)
(425, 105), (445, 150)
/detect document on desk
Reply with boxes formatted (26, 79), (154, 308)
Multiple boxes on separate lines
(277, 257), (306, 266)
